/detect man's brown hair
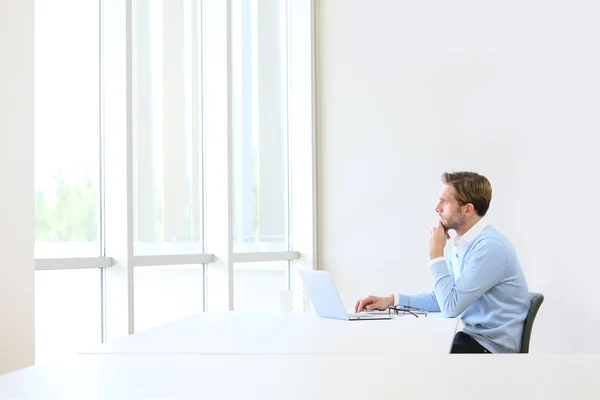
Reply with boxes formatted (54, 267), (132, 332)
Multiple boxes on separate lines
(441, 171), (492, 217)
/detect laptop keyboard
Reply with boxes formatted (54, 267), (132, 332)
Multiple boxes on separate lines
(348, 313), (391, 319)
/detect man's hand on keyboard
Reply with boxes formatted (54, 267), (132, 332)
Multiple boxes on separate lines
(354, 295), (394, 313)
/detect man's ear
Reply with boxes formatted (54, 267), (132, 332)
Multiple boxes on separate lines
(466, 203), (475, 215)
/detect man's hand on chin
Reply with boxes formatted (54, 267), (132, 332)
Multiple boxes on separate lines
(428, 221), (449, 260)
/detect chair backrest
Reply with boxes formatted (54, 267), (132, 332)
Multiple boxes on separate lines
(520, 292), (544, 353)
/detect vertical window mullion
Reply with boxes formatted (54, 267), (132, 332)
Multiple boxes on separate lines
(203, 0), (234, 311)
(288, 0), (317, 306)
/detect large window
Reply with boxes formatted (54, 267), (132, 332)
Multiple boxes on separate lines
(34, 0), (315, 363)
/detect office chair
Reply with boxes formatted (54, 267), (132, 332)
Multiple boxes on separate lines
(520, 292), (544, 353)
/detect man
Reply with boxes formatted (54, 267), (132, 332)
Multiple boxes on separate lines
(354, 172), (530, 353)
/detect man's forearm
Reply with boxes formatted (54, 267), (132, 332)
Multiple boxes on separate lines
(394, 291), (441, 312)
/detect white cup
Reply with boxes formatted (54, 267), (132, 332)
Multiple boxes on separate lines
(279, 289), (293, 313)
(302, 290), (311, 312)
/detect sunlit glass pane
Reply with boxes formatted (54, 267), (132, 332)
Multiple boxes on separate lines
(34, 0), (100, 258)
(132, 0), (203, 256)
(234, 261), (289, 311)
(35, 269), (101, 364)
(231, 0), (289, 253)
(135, 265), (204, 332)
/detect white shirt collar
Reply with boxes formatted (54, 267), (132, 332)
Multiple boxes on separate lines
(453, 218), (488, 256)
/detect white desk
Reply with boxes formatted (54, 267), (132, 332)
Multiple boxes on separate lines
(1, 354), (599, 399)
(80, 311), (458, 355)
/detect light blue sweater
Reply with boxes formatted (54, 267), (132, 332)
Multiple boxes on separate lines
(398, 226), (530, 353)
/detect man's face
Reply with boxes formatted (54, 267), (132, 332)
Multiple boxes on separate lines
(435, 184), (466, 232)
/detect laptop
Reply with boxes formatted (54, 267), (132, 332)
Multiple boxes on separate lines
(298, 270), (392, 321)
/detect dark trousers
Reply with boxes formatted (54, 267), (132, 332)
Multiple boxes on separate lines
(450, 331), (492, 354)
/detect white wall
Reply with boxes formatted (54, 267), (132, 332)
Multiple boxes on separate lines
(0, 0), (35, 373)
(317, 0), (600, 353)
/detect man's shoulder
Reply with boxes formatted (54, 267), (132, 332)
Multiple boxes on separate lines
(473, 226), (516, 253)
(479, 225), (507, 240)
